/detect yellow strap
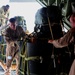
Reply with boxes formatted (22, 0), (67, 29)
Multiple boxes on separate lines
(20, 54), (25, 58)
(0, 44), (6, 46)
(19, 70), (24, 75)
(25, 56), (42, 61)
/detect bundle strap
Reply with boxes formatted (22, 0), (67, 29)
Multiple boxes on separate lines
(47, 9), (56, 68)
(25, 56), (43, 63)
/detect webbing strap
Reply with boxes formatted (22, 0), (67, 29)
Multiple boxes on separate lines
(0, 44), (6, 46)
(24, 42), (30, 75)
(47, 10), (56, 68)
(25, 56), (42, 62)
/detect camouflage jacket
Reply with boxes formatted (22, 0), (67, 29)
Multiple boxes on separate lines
(52, 27), (75, 48)
(4, 26), (26, 42)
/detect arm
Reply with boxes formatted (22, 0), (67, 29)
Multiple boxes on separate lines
(7, 11), (9, 18)
(48, 28), (74, 48)
(17, 26), (26, 40)
(2, 28), (11, 42)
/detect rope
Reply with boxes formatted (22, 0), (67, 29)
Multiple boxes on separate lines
(47, 9), (56, 68)
(0, 44), (6, 46)
(25, 42), (30, 75)
(25, 56), (42, 62)
(19, 41), (26, 75)
(19, 70), (24, 75)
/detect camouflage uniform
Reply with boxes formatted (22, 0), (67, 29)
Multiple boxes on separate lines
(4, 26), (26, 75)
(4, 5), (10, 25)
(0, 5), (9, 26)
(0, 6), (7, 26)
(49, 28), (75, 75)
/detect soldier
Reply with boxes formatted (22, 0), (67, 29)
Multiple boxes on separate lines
(3, 18), (26, 75)
(48, 13), (75, 75)
(0, 5), (9, 26)
(4, 5), (10, 25)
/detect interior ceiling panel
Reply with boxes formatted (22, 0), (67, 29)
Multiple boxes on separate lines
(37, 0), (75, 6)
(36, 0), (56, 6)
